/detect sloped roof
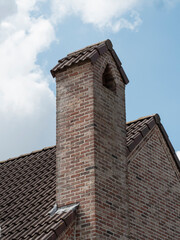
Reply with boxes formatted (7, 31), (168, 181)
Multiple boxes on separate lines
(1, 115), (179, 239)
(51, 39), (129, 84)
(127, 114), (158, 153)
(0, 146), (77, 240)
(127, 114), (180, 170)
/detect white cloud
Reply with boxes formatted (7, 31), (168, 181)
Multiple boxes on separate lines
(51, 0), (143, 31)
(0, 0), (179, 160)
(50, 0), (180, 31)
(176, 151), (180, 160)
(0, 0), (147, 160)
(0, 0), (56, 160)
(0, 0), (17, 23)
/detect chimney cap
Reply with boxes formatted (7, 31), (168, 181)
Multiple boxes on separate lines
(50, 39), (129, 85)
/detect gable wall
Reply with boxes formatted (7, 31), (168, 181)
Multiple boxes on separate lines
(128, 125), (180, 239)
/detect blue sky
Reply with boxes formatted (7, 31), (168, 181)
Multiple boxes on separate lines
(0, 0), (180, 161)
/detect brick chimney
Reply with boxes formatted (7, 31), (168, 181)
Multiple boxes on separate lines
(51, 40), (129, 239)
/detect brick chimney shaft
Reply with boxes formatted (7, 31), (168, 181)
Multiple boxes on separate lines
(54, 42), (129, 239)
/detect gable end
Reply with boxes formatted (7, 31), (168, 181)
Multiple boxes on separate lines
(127, 114), (180, 172)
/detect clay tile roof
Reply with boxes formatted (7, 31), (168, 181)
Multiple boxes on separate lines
(126, 114), (157, 153)
(51, 39), (129, 85)
(0, 146), (77, 240)
(126, 114), (180, 170)
(1, 114), (179, 239)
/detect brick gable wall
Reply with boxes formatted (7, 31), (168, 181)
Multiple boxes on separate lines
(55, 51), (129, 239)
(128, 125), (180, 239)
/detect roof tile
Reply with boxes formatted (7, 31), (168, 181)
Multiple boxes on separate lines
(0, 146), (77, 240)
(1, 114), (179, 239)
(51, 39), (129, 84)
(126, 114), (180, 170)
(126, 115), (156, 154)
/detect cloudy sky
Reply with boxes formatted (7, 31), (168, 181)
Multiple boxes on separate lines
(0, 0), (180, 161)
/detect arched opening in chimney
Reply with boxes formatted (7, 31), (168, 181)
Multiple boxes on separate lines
(102, 64), (116, 93)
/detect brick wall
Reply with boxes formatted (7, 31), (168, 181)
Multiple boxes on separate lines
(56, 61), (96, 239)
(93, 52), (129, 239)
(58, 222), (76, 240)
(55, 51), (129, 239)
(128, 125), (180, 239)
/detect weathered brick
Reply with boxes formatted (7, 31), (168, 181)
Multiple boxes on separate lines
(128, 126), (180, 239)
(55, 52), (129, 239)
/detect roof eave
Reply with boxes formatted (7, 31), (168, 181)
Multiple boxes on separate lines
(42, 208), (78, 240)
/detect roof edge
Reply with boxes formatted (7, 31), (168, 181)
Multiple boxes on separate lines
(44, 205), (79, 240)
(127, 114), (180, 171)
(155, 116), (180, 171)
(127, 114), (157, 154)
(0, 145), (56, 164)
(50, 39), (129, 85)
(126, 114), (158, 125)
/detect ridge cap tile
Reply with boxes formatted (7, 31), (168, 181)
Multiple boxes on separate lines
(50, 39), (129, 84)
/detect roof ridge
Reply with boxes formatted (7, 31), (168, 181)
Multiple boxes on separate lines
(66, 39), (110, 57)
(0, 145), (56, 164)
(127, 113), (179, 170)
(49, 39), (133, 83)
(126, 114), (159, 125)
